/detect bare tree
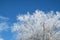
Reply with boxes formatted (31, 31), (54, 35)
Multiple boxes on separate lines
(12, 10), (60, 40)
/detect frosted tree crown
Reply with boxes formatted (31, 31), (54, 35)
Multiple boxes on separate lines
(12, 10), (60, 40)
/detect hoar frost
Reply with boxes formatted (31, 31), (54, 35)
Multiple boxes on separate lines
(12, 10), (60, 40)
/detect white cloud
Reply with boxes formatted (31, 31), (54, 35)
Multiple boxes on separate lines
(0, 16), (9, 32)
(0, 16), (9, 22)
(0, 22), (9, 32)
(0, 37), (4, 40)
(0, 16), (9, 19)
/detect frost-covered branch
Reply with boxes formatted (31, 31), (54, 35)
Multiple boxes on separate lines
(12, 10), (60, 40)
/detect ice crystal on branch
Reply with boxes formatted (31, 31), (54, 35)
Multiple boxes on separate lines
(12, 10), (60, 40)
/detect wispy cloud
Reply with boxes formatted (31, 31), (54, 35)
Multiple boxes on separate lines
(0, 37), (4, 40)
(0, 22), (9, 32)
(0, 16), (9, 32)
(0, 16), (9, 22)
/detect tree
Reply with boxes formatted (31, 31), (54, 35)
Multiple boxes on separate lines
(12, 10), (60, 40)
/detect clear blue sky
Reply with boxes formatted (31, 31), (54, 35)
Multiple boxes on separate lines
(0, 0), (60, 22)
(0, 0), (60, 40)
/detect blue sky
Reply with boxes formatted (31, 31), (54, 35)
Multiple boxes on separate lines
(0, 0), (60, 22)
(0, 0), (60, 40)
